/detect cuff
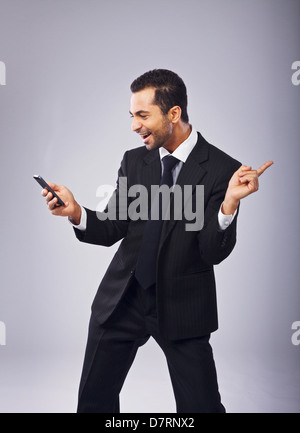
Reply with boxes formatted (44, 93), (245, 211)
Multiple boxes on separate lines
(68, 206), (87, 231)
(218, 202), (237, 230)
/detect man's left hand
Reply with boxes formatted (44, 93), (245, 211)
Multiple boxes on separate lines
(222, 161), (274, 215)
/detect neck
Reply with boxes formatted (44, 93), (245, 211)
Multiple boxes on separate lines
(163, 122), (192, 153)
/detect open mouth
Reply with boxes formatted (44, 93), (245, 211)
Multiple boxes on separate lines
(142, 133), (152, 143)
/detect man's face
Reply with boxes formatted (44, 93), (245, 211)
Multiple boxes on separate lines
(130, 87), (173, 151)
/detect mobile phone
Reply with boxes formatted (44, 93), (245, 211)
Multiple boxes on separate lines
(33, 175), (65, 206)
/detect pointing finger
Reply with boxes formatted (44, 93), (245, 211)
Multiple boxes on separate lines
(257, 161), (274, 177)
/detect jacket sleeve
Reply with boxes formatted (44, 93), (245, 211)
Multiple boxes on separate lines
(197, 159), (241, 265)
(73, 151), (130, 247)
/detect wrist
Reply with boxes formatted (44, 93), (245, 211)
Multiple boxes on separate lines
(68, 202), (82, 225)
(222, 197), (239, 215)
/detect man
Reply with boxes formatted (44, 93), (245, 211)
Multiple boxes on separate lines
(42, 69), (273, 413)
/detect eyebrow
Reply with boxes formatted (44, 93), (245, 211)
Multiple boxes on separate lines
(129, 110), (150, 116)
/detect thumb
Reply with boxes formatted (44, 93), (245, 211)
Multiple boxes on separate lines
(46, 181), (59, 190)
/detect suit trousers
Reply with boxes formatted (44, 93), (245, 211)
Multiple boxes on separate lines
(77, 277), (225, 413)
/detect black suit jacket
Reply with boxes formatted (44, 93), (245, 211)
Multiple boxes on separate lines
(74, 132), (241, 340)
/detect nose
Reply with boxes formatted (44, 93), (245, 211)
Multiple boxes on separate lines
(131, 117), (142, 132)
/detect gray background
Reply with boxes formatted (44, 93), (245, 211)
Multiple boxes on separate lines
(0, 0), (299, 413)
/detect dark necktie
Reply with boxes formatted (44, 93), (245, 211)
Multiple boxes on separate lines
(135, 155), (180, 289)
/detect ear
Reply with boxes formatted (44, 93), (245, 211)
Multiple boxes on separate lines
(168, 106), (182, 124)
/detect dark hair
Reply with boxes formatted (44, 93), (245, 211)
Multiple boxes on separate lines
(130, 69), (189, 123)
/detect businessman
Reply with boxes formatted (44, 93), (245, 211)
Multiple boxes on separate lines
(42, 69), (273, 413)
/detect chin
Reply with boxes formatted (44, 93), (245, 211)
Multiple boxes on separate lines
(146, 141), (161, 151)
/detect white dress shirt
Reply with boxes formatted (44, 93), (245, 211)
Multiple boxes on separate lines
(71, 127), (237, 231)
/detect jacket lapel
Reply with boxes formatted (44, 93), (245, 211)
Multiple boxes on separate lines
(159, 132), (210, 245)
(142, 149), (161, 208)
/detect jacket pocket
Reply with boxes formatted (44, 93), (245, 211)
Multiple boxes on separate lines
(177, 267), (213, 276)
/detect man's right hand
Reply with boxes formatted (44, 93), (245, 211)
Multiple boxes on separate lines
(41, 182), (82, 225)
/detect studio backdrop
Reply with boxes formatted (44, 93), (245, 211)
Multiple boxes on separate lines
(0, 0), (299, 413)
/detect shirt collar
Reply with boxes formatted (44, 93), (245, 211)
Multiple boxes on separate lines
(159, 126), (198, 163)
